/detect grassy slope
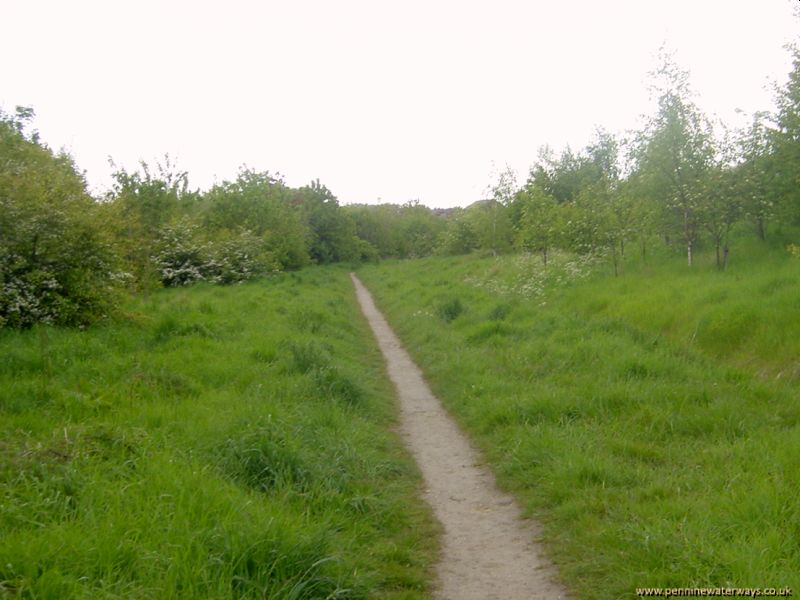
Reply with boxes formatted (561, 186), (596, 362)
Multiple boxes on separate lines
(564, 240), (800, 382)
(0, 267), (437, 599)
(358, 246), (800, 599)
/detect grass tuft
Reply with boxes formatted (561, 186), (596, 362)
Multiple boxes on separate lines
(436, 297), (464, 322)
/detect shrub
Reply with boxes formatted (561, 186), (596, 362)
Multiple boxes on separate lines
(152, 220), (279, 287)
(204, 229), (279, 284)
(0, 108), (122, 328)
(152, 220), (207, 287)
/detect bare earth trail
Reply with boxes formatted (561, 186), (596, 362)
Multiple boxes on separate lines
(351, 274), (568, 600)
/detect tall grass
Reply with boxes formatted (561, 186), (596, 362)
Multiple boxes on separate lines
(0, 267), (437, 598)
(358, 242), (800, 599)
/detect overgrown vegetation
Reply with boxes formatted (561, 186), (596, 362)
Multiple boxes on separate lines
(3, 23), (800, 600)
(4, 42), (800, 329)
(0, 108), (121, 328)
(357, 244), (800, 598)
(0, 268), (437, 598)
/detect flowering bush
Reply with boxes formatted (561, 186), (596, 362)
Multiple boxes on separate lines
(153, 220), (279, 287)
(0, 108), (122, 328)
(152, 221), (208, 287)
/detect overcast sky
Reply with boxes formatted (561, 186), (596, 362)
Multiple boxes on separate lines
(2, 1), (797, 208)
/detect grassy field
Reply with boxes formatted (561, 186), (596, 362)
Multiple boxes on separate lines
(357, 243), (800, 599)
(0, 267), (437, 599)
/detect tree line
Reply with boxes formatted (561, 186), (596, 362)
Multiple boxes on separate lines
(434, 48), (800, 273)
(0, 110), (452, 328)
(2, 47), (800, 328)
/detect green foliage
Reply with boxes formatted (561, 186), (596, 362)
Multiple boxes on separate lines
(513, 130), (627, 272)
(0, 107), (121, 328)
(345, 201), (447, 259)
(515, 187), (559, 265)
(0, 268), (437, 597)
(294, 180), (360, 263)
(206, 228), (279, 284)
(8, 35), (800, 330)
(771, 45), (800, 226)
(152, 218), (207, 286)
(632, 51), (716, 265)
(737, 112), (779, 240)
(153, 219), (278, 287)
(436, 209), (478, 255)
(524, 135), (617, 206)
(466, 200), (513, 256)
(202, 169), (310, 270)
(103, 156), (197, 289)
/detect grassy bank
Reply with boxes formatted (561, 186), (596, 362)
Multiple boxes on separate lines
(0, 267), (437, 599)
(561, 242), (800, 382)
(358, 247), (800, 598)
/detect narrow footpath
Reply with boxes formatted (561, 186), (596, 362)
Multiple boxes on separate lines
(351, 274), (567, 600)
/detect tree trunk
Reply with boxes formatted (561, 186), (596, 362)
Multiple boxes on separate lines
(620, 239), (625, 258)
(723, 245), (729, 271)
(756, 217), (766, 241)
(542, 247), (548, 269)
(491, 212), (497, 256)
(611, 244), (618, 277)
(684, 209), (692, 267)
(641, 236), (647, 261)
(715, 241), (721, 270)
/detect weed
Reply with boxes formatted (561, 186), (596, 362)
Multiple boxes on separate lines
(487, 302), (512, 321)
(437, 298), (464, 322)
(283, 339), (331, 374)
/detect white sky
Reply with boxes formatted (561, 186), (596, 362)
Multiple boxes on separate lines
(2, 1), (797, 208)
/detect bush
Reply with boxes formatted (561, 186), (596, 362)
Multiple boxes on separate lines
(0, 108), (122, 328)
(205, 229), (279, 284)
(153, 220), (279, 287)
(152, 220), (207, 287)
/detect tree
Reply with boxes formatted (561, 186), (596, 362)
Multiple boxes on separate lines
(202, 168), (309, 270)
(515, 187), (559, 267)
(472, 165), (516, 255)
(396, 200), (445, 258)
(437, 210), (478, 256)
(468, 200), (513, 256)
(104, 156), (197, 289)
(623, 175), (658, 261)
(344, 204), (399, 258)
(771, 45), (800, 227)
(632, 51), (716, 266)
(737, 112), (777, 240)
(294, 180), (360, 263)
(699, 127), (744, 270)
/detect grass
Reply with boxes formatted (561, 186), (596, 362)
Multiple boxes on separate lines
(357, 239), (800, 599)
(560, 241), (800, 382)
(0, 267), (437, 599)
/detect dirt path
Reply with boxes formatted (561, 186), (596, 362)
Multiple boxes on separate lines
(351, 274), (567, 600)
